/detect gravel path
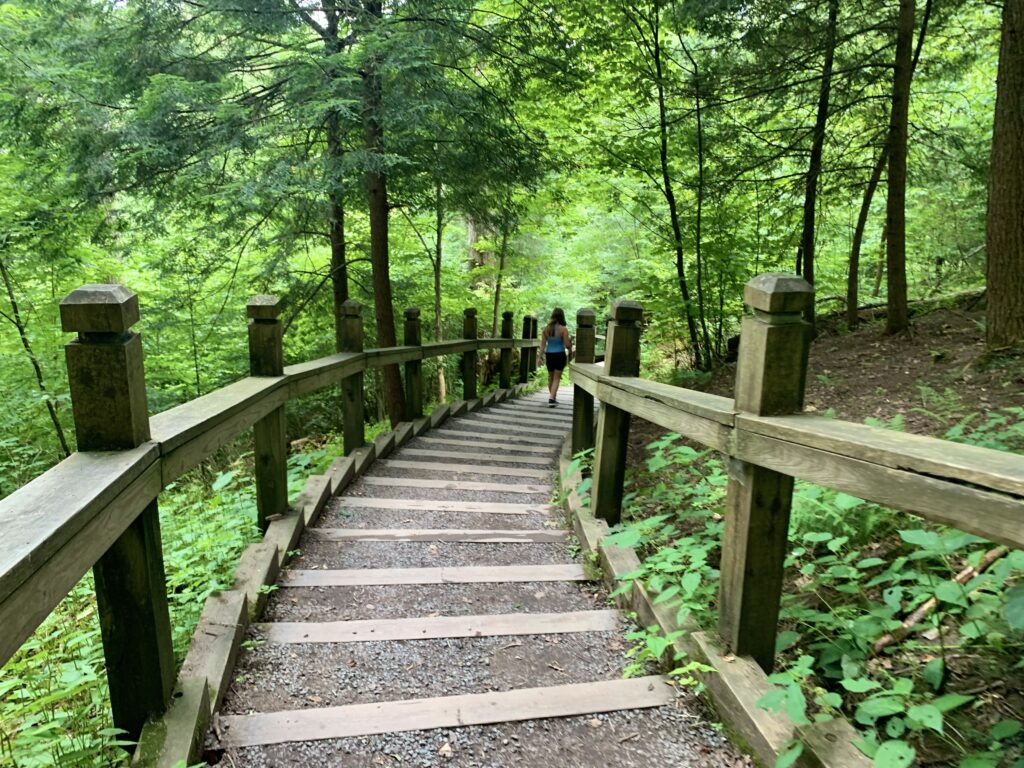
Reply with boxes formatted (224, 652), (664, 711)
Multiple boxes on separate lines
(207, 389), (747, 767)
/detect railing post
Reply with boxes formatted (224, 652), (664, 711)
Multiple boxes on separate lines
(404, 307), (423, 419)
(339, 299), (365, 454)
(718, 273), (813, 673)
(572, 308), (596, 457)
(518, 315), (532, 384)
(591, 300), (642, 525)
(248, 296), (287, 533)
(528, 316), (539, 373)
(59, 285), (174, 743)
(499, 310), (513, 389)
(462, 308), (478, 400)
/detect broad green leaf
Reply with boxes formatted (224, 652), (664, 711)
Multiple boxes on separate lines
(922, 658), (945, 691)
(988, 719), (1022, 740)
(906, 703), (943, 733)
(898, 529), (940, 550)
(1005, 584), (1024, 630)
(841, 677), (880, 693)
(932, 694), (974, 713)
(775, 741), (803, 768)
(873, 740), (915, 768)
(855, 696), (905, 725)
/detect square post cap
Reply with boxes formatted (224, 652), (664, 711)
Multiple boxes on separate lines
(576, 308), (596, 326)
(611, 300), (643, 324)
(464, 308), (477, 318)
(502, 310), (513, 319)
(60, 285), (140, 334)
(404, 307), (420, 320)
(744, 274), (813, 314)
(339, 300), (363, 317)
(246, 295), (281, 321)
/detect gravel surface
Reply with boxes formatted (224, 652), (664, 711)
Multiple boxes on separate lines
(207, 390), (748, 767)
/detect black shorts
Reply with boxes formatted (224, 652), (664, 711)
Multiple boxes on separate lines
(545, 351), (567, 372)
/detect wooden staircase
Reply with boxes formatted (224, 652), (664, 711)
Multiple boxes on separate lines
(205, 391), (684, 765)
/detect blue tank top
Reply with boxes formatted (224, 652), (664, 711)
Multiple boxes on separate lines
(546, 325), (566, 353)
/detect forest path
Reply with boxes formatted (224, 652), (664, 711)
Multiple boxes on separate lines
(206, 390), (742, 767)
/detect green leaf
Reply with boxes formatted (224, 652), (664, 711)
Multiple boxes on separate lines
(898, 529), (941, 550)
(934, 580), (968, 607)
(841, 677), (880, 693)
(775, 740), (803, 768)
(211, 471), (235, 492)
(681, 570), (701, 596)
(932, 694), (974, 713)
(873, 740), (915, 768)
(922, 658), (945, 691)
(834, 493), (864, 511)
(775, 630), (800, 653)
(1005, 584), (1024, 630)
(906, 703), (943, 733)
(988, 719), (1022, 740)
(856, 696), (905, 725)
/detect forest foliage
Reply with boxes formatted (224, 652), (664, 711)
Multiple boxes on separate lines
(0, 0), (1022, 765)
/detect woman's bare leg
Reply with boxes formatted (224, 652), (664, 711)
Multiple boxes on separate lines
(551, 369), (563, 400)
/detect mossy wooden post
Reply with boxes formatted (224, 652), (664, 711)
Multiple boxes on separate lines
(528, 316), (539, 373)
(59, 285), (174, 743)
(248, 295), (287, 532)
(518, 315), (532, 384)
(499, 310), (514, 390)
(718, 273), (813, 673)
(572, 308), (596, 457)
(590, 300), (642, 525)
(339, 300), (365, 454)
(462, 308), (478, 400)
(404, 307), (423, 420)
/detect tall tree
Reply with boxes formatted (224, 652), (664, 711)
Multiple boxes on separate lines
(985, 0), (1024, 348)
(884, 0), (916, 334)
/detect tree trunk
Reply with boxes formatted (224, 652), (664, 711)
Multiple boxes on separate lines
(0, 256), (71, 457)
(491, 228), (508, 337)
(847, 0), (931, 331)
(433, 180), (447, 400)
(884, 0), (915, 335)
(649, 9), (703, 369)
(327, 111), (348, 352)
(362, 0), (404, 426)
(872, 224), (888, 298)
(799, 0), (838, 329)
(682, 40), (713, 363)
(847, 146), (887, 329)
(986, 0), (1024, 348)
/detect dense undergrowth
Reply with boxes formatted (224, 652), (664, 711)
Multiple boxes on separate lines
(0, 437), (346, 768)
(597, 407), (1024, 768)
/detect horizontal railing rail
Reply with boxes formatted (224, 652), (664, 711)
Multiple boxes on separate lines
(570, 275), (1024, 675)
(0, 288), (542, 744)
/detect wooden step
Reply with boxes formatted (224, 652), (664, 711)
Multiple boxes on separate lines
(399, 448), (552, 466)
(280, 563), (587, 587)
(430, 428), (562, 446)
(460, 417), (567, 437)
(475, 411), (572, 429)
(308, 528), (567, 543)
(255, 609), (619, 643)
(215, 675), (674, 747)
(357, 476), (550, 494)
(377, 460), (550, 479)
(334, 497), (553, 514)
(413, 435), (559, 454)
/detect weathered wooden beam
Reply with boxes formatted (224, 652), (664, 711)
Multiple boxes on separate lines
(60, 284), (174, 743)
(403, 308), (423, 420)
(500, 311), (514, 389)
(339, 300), (365, 455)
(462, 308), (478, 400)
(283, 352), (364, 398)
(572, 308), (597, 458)
(591, 300), (643, 525)
(248, 296), (287, 532)
(519, 315), (532, 384)
(718, 273), (813, 673)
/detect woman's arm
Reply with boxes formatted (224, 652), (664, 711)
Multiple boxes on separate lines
(562, 326), (573, 357)
(540, 326), (547, 355)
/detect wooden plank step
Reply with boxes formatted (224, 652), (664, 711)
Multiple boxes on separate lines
(413, 437), (557, 455)
(430, 428), (562, 446)
(308, 528), (567, 543)
(399, 448), (552, 466)
(358, 476), (550, 494)
(280, 564), (587, 587)
(377, 460), (550, 479)
(255, 609), (619, 644)
(334, 497), (553, 514)
(460, 417), (567, 437)
(215, 676), (674, 747)
(475, 411), (571, 429)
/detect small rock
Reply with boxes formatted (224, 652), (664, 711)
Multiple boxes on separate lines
(438, 741), (453, 758)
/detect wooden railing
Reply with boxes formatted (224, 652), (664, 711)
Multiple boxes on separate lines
(0, 285), (541, 743)
(570, 274), (1024, 673)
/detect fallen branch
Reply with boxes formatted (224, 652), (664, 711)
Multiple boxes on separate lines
(873, 546), (1008, 654)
